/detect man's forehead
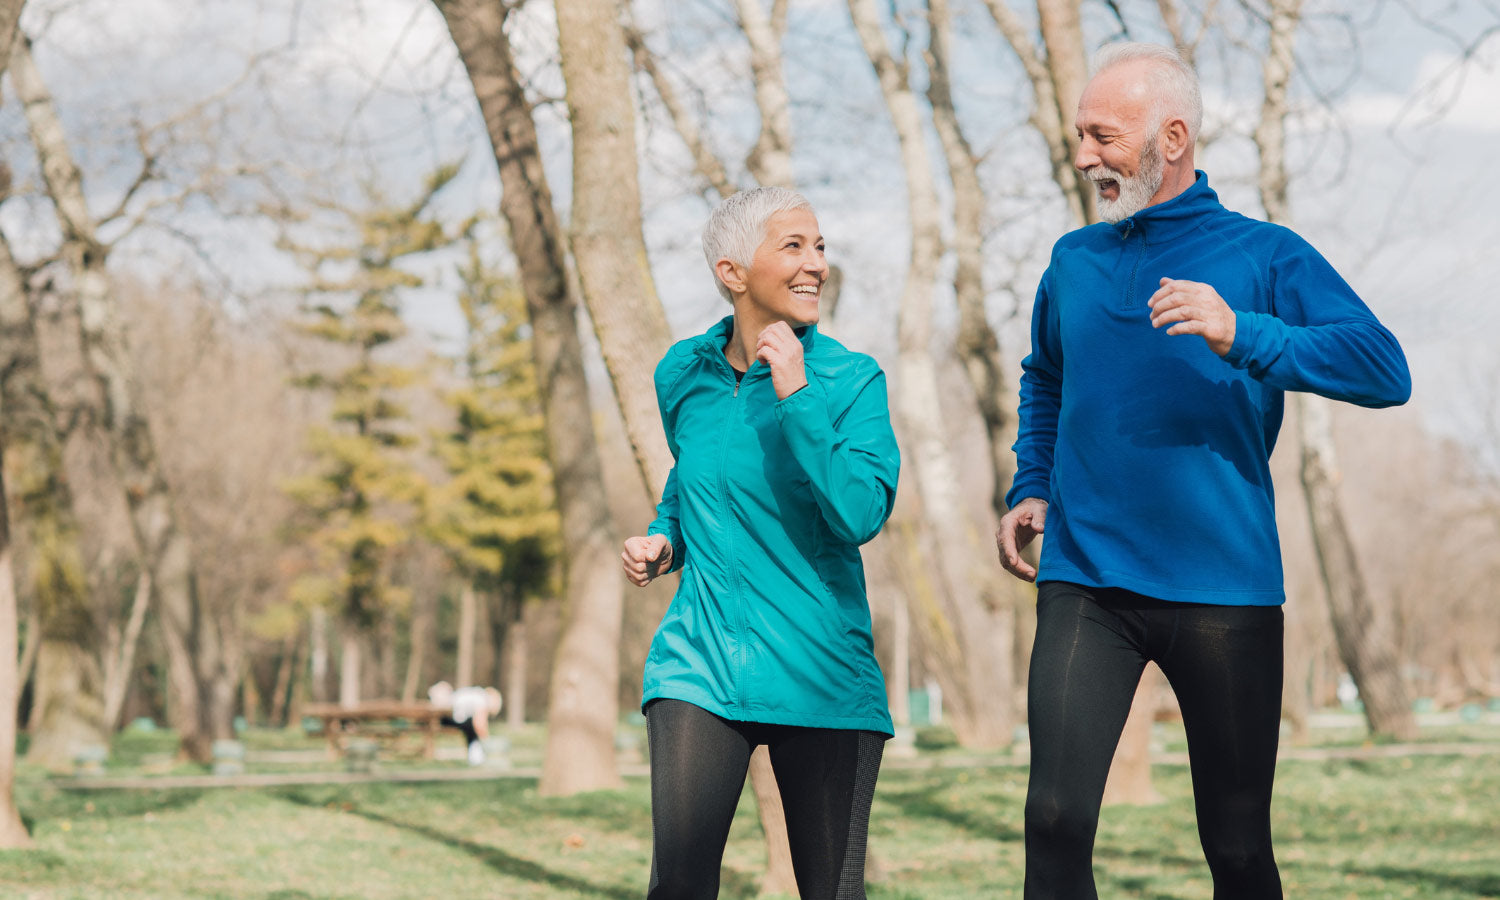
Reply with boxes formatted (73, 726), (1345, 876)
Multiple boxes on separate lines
(1078, 64), (1154, 126)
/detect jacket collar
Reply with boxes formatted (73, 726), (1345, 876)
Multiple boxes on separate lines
(1110, 170), (1222, 242)
(697, 314), (819, 369)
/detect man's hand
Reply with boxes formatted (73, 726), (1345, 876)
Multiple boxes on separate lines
(755, 322), (808, 400)
(1148, 277), (1236, 357)
(621, 535), (674, 587)
(996, 497), (1048, 582)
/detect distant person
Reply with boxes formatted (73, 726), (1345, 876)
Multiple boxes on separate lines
(621, 186), (900, 900)
(996, 42), (1411, 899)
(428, 681), (502, 766)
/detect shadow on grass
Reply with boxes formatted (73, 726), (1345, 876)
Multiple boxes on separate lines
(877, 781), (1023, 843)
(1340, 864), (1500, 896)
(277, 790), (635, 899)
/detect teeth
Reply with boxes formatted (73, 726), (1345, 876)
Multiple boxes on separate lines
(792, 285), (818, 294)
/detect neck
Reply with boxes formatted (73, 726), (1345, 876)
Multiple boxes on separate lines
(1148, 160), (1197, 208)
(726, 305), (777, 370)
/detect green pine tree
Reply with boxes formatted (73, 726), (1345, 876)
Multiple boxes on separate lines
(281, 165), (464, 701)
(428, 236), (558, 645)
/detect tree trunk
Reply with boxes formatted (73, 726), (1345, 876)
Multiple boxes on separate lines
(0, 204), (106, 770)
(0, 459), (34, 845)
(10, 29), (218, 762)
(269, 629), (299, 727)
(848, 0), (1014, 748)
(310, 606), (330, 704)
(401, 590), (430, 703)
(101, 571), (150, 730)
(1252, 0), (1415, 740)
(456, 583), (476, 687)
(979, 0), (1090, 226)
(1296, 396), (1414, 738)
(925, 0), (1019, 525)
(554, 0), (672, 490)
(504, 614), (528, 729)
(731, 0), (794, 186)
(339, 626), (361, 709)
(435, 0), (623, 794)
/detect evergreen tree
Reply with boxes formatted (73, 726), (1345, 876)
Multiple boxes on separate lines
(281, 165), (462, 704)
(428, 237), (558, 686)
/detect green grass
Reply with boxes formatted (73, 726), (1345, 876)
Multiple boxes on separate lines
(0, 737), (1497, 898)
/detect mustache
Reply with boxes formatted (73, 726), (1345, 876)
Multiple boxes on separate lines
(1083, 166), (1125, 184)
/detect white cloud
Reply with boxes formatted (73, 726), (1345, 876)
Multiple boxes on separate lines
(1340, 46), (1500, 134)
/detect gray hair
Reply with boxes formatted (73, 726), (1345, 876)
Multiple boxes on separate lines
(702, 186), (814, 302)
(1091, 42), (1202, 143)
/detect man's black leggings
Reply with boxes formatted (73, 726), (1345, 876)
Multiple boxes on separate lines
(644, 698), (885, 900)
(1025, 581), (1284, 900)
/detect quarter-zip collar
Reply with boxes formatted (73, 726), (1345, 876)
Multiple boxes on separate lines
(1112, 170), (1221, 242)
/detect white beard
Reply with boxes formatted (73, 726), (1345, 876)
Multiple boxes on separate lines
(1088, 136), (1165, 224)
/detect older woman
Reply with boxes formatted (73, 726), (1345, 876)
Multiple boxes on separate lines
(621, 186), (900, 900)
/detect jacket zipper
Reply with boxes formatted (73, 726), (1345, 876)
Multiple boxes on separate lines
(1122, 218), (1147, 309)
(718, 360), (747, 711)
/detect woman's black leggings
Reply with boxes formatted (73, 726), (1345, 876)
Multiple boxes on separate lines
(644, 698), (885, 900)
(1025, 582), (1284, 900)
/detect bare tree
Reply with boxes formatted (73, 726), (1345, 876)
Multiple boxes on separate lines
(435, 0), (624, 794)
(1251, 0), (1415, 740)
(9, 27), (230, 762)
(0, 0), (34, 845)
(847, 0), (1015, 748)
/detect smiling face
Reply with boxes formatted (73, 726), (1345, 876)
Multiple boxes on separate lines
(727, 208), (827, 328)
(1074, 60), (1173, 223)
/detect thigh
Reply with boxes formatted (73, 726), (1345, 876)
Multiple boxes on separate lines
(1156, 605), (1283, 819)
(767, 727), (885, 900)
(645, 700), (754, 899)
(1027, 582), (1150, 804)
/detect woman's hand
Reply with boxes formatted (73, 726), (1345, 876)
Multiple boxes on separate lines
(621, 534), (674, 586)
(755, 322), (809, 400)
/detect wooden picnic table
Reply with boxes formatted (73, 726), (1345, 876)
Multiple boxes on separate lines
(303, 701), (448, 760)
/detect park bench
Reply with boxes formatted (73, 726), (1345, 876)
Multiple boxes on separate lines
(302, 701), (447, 761)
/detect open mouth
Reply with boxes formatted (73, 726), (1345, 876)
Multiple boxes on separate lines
(790, 284), (820, 300)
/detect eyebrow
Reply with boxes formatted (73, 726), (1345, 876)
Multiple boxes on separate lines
(777, 231), (825, 243)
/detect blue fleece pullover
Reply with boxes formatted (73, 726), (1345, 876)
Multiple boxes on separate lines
(1007, 172), (1411, 605)
(642, 316), (898, 735)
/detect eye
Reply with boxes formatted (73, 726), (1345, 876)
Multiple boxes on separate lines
(816, 243), (826, 253)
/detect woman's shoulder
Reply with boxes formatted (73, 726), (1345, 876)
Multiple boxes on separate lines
(806, 331), (885, 384)
(655, 316), (731, 395)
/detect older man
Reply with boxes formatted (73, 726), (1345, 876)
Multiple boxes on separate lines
(996, 43), (1410, 899)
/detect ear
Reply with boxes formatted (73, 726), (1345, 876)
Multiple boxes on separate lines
(715, 257), (748, 297)
(1160, 116), (1191, 162)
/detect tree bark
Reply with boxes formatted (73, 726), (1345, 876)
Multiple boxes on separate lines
(101, 571), (150, 730)
(435, 0), (623, 794)
(309, 606), (330, 704)
(338, 626), (361, 709)
(1252, 0), (1415, 740)
(0, 461), (33, 845)
(848, 0), (1014, 748)
(553, 0), (672, 491)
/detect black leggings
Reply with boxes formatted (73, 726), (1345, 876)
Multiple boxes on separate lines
(1025, 582), (1284, 900)
(644, 698), (885, 900)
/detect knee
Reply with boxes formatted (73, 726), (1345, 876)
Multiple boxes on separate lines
(1025, 790), (1097, 850)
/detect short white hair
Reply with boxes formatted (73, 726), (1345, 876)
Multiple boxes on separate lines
(1091, 42), (1202, 143)
(702, 186), (814, 302)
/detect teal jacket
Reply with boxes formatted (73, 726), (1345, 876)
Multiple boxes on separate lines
(641, 315), (898, 736)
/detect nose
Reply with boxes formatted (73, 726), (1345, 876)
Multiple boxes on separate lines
(1074, 135), (1099, 173)
(802, 248), (828, 280)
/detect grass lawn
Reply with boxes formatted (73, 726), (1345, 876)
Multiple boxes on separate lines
(0, 728), (1497, 899)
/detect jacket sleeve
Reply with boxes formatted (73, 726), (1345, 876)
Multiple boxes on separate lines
(1007, 264), (1063, 508)
(773, 360), (899, 546)
(645, 355), (687, 574)
(1223, 232), (1411, 408)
